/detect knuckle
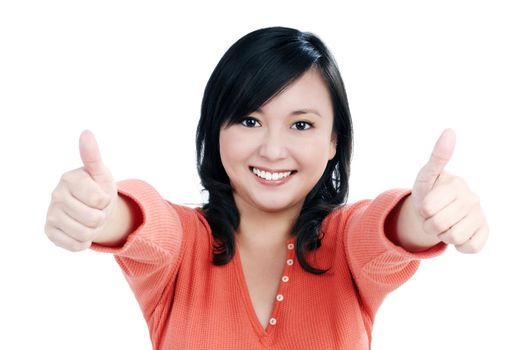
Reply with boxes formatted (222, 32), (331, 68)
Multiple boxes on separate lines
(88, 193), (108, 209)
(44, 224), (54, 239)
(85, 214), (98, 228)
(420, 201), (434, 218)
(45, 227), (67, 246)
(429, 217), (444, 232)
(61, 169), (87, 192)
(87, 211), (105, 228)
(449, 232), (465, 246)
(60, 171), (75, 184)
(460, 241), (480, 254)
(59, 173), (69, 183)
(70, 241), (90, 252)
(46, 205), (65, 227)
(77, 228), (95, 242)
(424, 217), (443, 235)
(48, 236), (65, 249)
(99, 194), (110, 208)
(94, 197), (105, 209)
(45, 213), (57, 227)
(50, 189), (64, 204)
(439, 231), (453, 244)
(66, 242), (81, 252)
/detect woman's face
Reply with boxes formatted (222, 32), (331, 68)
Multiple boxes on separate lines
(219, 69), (336, 215)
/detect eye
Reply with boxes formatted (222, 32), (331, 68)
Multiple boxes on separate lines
(240, 117), (261, 128)
(291, 121), (313, 130)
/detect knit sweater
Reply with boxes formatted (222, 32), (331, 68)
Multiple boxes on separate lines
(91, 179), (446, 349)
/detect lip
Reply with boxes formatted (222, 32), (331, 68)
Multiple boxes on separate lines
(249, 166), (297, 186)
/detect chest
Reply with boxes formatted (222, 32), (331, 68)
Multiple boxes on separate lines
(237, 241), (296, 330)
(162, 230), (370, 348)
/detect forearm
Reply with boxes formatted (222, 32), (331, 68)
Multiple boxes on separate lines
(93, 194), (141, 246)
(386, 195), (441, 252)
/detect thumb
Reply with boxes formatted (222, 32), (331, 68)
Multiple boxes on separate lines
(413, 128), (456, 202)
(79, 130), (115, 192)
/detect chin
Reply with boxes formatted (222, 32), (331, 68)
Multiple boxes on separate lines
(253, 198), (300, 214)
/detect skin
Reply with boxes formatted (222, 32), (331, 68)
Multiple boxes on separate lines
(218, 69), (338, 327)
(391, 129), (489, 254)
(219, 68), (337, 247)
(216, 69), (489, 327)
(45, 68), (489, 330)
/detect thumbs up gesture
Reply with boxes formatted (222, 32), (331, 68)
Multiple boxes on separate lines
(45, 130), (118, 251)
(404, 129), (489, 253)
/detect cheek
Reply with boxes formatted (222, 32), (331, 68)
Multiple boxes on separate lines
(292, 134), (334, 166)
(295, 134), (331, 153)
(219, 133), (233, 170)
(219, 130), (248, 171)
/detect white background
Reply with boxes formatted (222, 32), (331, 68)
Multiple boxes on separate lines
(1, 0), (526, 349)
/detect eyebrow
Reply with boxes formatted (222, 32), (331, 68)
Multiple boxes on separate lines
(255, 108), (322, 117)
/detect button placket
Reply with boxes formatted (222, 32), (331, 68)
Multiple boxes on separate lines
(282, 240), (295, 282)
(270, 240), (295, 327)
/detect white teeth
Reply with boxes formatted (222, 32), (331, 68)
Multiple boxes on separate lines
(252, 167), (292, 181)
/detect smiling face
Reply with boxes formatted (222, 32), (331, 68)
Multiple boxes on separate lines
(219, 69), (336, 215)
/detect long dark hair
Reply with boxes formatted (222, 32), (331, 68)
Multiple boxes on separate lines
(196, 27), (352, 274)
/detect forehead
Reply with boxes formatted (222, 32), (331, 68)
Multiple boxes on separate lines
(256, 69), (333, 119)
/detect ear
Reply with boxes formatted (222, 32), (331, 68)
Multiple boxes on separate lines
(328, 133), (337, 160)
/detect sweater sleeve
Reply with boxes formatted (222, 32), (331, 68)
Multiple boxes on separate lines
(90, 179), (185, 322)
(344, 189), (447, 325)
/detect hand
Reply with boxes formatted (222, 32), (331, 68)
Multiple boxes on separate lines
(44, 130), (117, 251)
(410, 129), (489, 253)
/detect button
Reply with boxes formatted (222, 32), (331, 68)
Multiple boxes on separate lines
(281, 276), (289, 283)
(276, 294), (284, 301)
(286, 259), (294, 266)
(269, 318), (277, 326)
(287, 243), (294, 250)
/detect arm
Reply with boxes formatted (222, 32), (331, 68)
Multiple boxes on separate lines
(45, 130), (139, 252)
(388, 129), (488, 254)
(345, 129), (488, 327)
(92, 193), (142, 247)
(90, 179), (187, 326)
(385, 195), (440, 252)
(344, 190), (447, 327)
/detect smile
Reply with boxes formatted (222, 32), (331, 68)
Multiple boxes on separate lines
(251, 167), (296, 181)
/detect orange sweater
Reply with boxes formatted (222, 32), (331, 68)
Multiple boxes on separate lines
(91, 179), (446, 349)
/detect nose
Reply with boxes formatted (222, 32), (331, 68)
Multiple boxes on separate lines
(258, 128), (288, 161)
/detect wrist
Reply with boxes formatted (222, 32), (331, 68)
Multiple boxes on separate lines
(387, 195), (441, 252)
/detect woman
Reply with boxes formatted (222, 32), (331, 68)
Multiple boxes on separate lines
(44, 26), (488, 349)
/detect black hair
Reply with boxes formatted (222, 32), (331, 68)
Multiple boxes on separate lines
(196, 26), (352, 274)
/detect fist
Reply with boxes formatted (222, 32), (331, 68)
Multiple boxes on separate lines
(411, 129), (489, 253)
(44, 130), (117, 251)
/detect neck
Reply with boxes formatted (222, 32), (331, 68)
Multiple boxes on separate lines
(234, 196), (302, 249)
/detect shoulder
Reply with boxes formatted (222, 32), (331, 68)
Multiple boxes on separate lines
(321, 200), (371, 238)
(118, 179), (214, 250)
(170, 205), (210, 232)
(304, 201), (371, 269)
(170, 205), (214, 257)
(323, 189), (411, 236)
